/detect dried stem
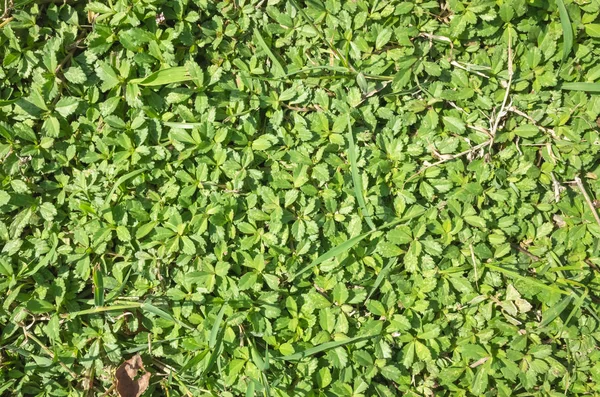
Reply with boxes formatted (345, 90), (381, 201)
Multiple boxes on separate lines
(405, 139), (490, 184)
(508, 106), (558, 139)
(511, 243), (541, 262)
(450, 60), (490, 79)
(574, 175), (600, 229)
(23, 329), (78, 379)
(55, 31), (88, 75)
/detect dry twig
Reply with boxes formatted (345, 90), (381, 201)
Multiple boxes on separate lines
(574, 175), (600, 229)
(405, 139), (490, 185)
(489, 30), (514, 148)
(508, 106), (558, 139)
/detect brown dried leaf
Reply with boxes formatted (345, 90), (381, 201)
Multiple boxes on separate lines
(115, 354), (151, 397)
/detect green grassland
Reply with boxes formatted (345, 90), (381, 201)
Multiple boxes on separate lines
(1, 0), (600, 396)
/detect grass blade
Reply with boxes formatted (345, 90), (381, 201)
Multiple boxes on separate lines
(0, 381), (15, 394)
(276, 335), (374, 361)
(290, 231), (372, 281)
(129, 66), (195, 86)
(203, 332), (224, 376)
(93, 265), (104, 307)
(556, 0), (573, 61)
(560, 82), (600, 92)
(104, 169), (145, 206)
(289, 205), (426, 281)
(140, 301), (193, 330)
(105, 266), (133, 303)
(245, 380), (256, 397)
(287, 0), (351, 69)
(485, 264), (570, 295)
(560, 290), (585, 332)
(261, 372), (271, 397)
(540, 295), (572, 328)
(64, 303), (142, 319)
(347, 115), (376, 231)
(366, 258), (398, 302)
(253, 28), (285, 78)
(209, 304), (227, 349)
(21, 237), (58, 277)
(179, 350), (209, 373)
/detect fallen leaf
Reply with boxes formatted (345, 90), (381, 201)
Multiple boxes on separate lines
(115, 354), (151, 397)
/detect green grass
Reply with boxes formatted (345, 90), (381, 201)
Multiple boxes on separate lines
(1, 1), (600, 396)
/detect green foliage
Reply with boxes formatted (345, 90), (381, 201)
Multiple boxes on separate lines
(1, 0), (600, 396)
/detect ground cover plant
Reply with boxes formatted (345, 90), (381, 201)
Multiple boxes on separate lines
(1, 0), (600, 395)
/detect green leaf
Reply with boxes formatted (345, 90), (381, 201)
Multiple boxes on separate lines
(96, 61), (120, 91)
(163, 121), (202, 130)
(0, 190), (9, 207)
(54, 97), (79, 117)
(381, 365), (402, 382)
(513, 124), (539, 138)
(585, 24), (600, 38)
(375, 28), (392, 50)
(442, 116), (466, 134)
(464, 215), (486, 228)
(471, 367), (489, 396)
(27, 299), (54, 313)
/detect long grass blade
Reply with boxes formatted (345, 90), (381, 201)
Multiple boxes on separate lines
(347, 115), (376, 231)
(253, 28), (285, 78)
(559, 291), (585, 332)
(540, 295), (572, 328)
(289, 206), (426, 281)
(276, 335), (374, 361)
(21, 237), (58, 277)
(105, 266), (133, 303)
(287, 0), (351, 69)
(64, 303), (142, 319)
(485, 264), (570, 295)
(129, 66), (196, 86)
(93, 265), (104, 307)
(203, 333), (223, 376)
(104, 169), (145, 205)
(556, 0), (573, 61)
(366, 258), (398, 302)
(209, 304), (227, 349)
(560, 82), (600, 92)
(261, 372), (271, 397)
(179, 350), (209, 373)
(290, 231), (372, 281)
(245, 380), (256, 397)
(140, 301), (193, 330)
